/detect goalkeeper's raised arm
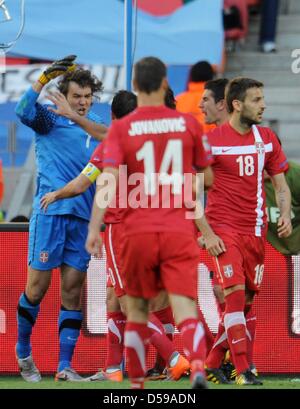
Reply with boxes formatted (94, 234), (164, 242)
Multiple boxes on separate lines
(16, 55), (107, 140)
(36, 54), (77, 91)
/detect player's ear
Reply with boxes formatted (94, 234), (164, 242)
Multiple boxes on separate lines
(161, 77), (168, 91)
(217, 99), (226, 111)
(132, 78), (138, 92)
(232, 99), (242, 113)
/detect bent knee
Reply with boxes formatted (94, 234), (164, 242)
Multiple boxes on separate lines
(25, 285), (47, 304)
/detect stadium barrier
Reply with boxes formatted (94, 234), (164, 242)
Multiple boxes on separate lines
(1, 224), (300, 374)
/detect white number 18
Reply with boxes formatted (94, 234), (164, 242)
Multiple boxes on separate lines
(236, 155), (255, 176)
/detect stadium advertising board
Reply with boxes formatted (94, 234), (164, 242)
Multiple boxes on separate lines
(1, 230), (300, 374)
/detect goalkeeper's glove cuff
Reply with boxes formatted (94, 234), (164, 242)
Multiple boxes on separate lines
(38, 73), (50, 86)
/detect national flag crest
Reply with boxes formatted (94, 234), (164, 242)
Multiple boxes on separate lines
(39, 251), (49, 263)
(223, 264), (233, 278)
(255, 142), (265, 154)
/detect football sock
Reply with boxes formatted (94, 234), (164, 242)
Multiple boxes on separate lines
(58, 306), (82, 372)
(153, 306), (175, 341)
(205, 319), (229, 368)
(124, 322), (150, 389)
(197, 307), (215, 353)
(148, 313), (175, 364)
(245, 304), (256, 366)
(106, 311), (126, 369)
(16, 292), (40, 359)
(224, 291), (248, 374)
(152, 306), (175, 370)
(218, 302), (226, 313)
(177, 318), (206, 364)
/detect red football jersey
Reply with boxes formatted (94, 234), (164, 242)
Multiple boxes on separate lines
(206, 122), (288, 236)
(103, 105), (211, 235)
(90, 143), (124, 224)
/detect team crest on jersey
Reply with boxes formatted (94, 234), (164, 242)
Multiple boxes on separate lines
(255, 142), (265, 154)
(39, 251), (49, 263)
(223, 264), (233, 278)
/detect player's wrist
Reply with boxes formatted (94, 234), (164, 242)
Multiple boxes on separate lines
(38, 73), (50, 86)
(68, 110), (80, 121)
(88, 223), (100, 233)
(280, 212), (291, 220)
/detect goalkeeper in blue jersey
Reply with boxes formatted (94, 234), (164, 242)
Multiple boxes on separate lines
(15, 56), (107, 382)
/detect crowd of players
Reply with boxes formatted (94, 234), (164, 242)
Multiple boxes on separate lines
(14, 55), (292, 389)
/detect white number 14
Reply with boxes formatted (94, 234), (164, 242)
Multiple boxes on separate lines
(136, 139), (183, 195)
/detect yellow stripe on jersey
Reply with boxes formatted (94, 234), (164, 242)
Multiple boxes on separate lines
(81, 162), (101, 183)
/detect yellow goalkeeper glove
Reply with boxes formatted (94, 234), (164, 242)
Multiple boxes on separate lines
(38, 55), (77, 86)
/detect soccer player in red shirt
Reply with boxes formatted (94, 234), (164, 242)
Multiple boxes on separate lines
(41, 89), (189, 383)
(199, 78), (258, 383)
(86, 56), (213, 389)
(202, 77), (292, 385)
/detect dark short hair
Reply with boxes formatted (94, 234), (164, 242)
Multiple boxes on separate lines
(111, 90), (137, 119)
(226, 77), (264, 113)
(134, 57), (166, 94)
(205, 78), (229, 103)
(189, 61), (214, 82)
(58, 68), (103, 96)
(10, 215), (29, 222)
(164, 87), (176, 109)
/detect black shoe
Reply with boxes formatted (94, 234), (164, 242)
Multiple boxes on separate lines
(236, 369), (263, 385)
(206, 367), (231, 384)
(146, 367), (167, 381)
(191, 372), (209, 389)
(220, 361), (236, 381)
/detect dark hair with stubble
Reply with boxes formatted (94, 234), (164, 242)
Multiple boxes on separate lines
(226, 77), (263, 113)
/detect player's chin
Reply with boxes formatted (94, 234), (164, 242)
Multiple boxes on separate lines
(252, 116), (262, 124)
(256, 113), (265, 122)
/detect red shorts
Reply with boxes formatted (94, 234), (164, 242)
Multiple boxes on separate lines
(213, 232), (265, 293)
(104, 223), (126, 298)
(106, 275), (113, 288)
(121, 232), (200, 299)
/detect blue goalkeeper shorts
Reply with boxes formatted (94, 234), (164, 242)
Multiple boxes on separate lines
(28, 213), (90, 272)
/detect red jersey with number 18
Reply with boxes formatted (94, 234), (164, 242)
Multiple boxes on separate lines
(103, 105), (211, 236)
(206, 122), (288, 237)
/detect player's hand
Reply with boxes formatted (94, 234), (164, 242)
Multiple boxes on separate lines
(86, 229), (103, 258)
(40, 192), (57, 212)
(47, 91), (73, 118)
(277, 215), (292, 238)
(202, 233), (226, 257)
(197, 236), (206, 248)
(38, 55), (77, 86)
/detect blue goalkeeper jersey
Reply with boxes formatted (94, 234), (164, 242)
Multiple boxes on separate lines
(16, 87), (103, 221)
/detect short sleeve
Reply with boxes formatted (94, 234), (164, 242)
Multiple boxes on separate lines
(102, 121), (124, 168)
(265, 130), (289, 176)
(90, 143), (104, 169)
